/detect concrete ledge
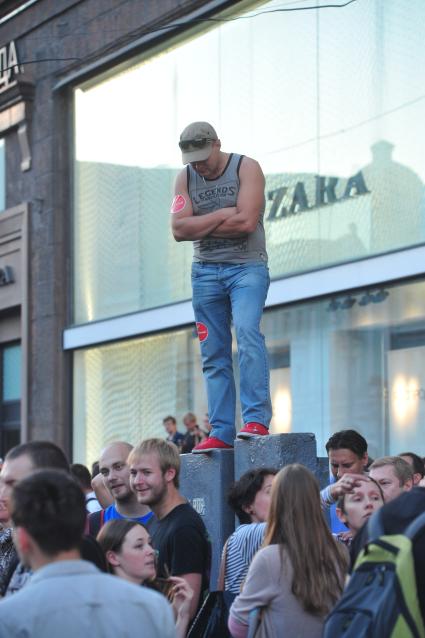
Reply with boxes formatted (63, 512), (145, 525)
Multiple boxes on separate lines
(316, 456), (331, 490)
(178, 435), (330, 587)
(235, 433), (318, 480)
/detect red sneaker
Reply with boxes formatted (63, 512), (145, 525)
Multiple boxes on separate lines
(237, 422), (269, 439)
(192, 437), (233, 453)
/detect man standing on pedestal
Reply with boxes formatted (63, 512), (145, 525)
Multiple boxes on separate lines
(171, 122), (272, 453)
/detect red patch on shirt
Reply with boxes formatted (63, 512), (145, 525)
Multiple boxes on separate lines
(196, 322), (209, 342)
(171, 194), (186, 214)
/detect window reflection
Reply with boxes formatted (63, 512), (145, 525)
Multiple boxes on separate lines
(74, 279), (425, 466)
(73, 0), (425, 324)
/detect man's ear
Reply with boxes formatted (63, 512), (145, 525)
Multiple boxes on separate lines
(336, 507), (347, 525)
(403, 478), (413, 491)
(362, 453), (369, 469)
(13, 526), (32, 557)
(164, 467), (176, 485)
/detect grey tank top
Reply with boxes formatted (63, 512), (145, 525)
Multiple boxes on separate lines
(188, 153), (268, 264)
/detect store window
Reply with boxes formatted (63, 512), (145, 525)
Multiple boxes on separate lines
(73, 0), (425, 325)
(0, 343), (21, 457)
(74, 278), (425, 467)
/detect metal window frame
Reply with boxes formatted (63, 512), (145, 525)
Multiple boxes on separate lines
(53, 0), (247, 92)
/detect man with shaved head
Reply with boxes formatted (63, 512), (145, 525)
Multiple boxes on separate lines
(88, 442), (154, 537)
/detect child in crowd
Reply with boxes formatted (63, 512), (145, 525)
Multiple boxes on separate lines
(335, 477), (384, 546)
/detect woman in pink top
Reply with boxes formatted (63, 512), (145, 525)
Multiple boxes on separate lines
(228, 464), (348, 638)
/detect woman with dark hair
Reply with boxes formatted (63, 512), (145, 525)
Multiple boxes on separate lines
(228, 464), (348, 638)
(97, 519), (192, 638)
(224, 468), (276, 595)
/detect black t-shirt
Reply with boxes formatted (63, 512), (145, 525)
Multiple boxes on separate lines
(350, 487), (425, 622)
(152, 503), (210, 583)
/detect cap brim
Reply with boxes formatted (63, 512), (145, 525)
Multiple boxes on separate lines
(181, 142), (213, 165)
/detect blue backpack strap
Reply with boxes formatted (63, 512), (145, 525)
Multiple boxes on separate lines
(367, 507), (385, 543)
(404, 510), (425, 540)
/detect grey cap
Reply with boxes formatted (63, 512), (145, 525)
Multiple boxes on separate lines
(179, 121), (218, 165)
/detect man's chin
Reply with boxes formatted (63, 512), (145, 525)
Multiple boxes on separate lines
(114, 490), (132, 503)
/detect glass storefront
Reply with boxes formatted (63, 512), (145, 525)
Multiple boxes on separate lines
(74, 278), (425, 466)
(73, 0), (425, 325)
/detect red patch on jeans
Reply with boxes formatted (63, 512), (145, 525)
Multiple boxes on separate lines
(196, 322), (208, 342)
(170, 194), (186, 214)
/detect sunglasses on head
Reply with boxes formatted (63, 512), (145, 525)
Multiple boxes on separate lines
(179, 137), (212, 151)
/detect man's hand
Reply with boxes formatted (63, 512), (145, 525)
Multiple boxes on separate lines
(177, 573), (202, 620)
(330, 473), (370, 500)
(169, 576), (193, 618)
(91, 473), (113, 509)
(169, 576), (194, 638)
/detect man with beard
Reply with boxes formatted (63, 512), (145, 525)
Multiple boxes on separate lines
(129, 438), (210, 620)
(88, 441), (154, 536)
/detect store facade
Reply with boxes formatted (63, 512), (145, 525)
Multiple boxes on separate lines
(0, 35), (30, 456)
(1, 0), (424, 464)
(64, 0), (425, 466)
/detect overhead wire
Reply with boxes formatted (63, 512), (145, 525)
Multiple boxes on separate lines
(0, 0), (359, 72)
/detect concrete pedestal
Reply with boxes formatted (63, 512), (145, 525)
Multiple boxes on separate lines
(178, 434), (330, 587)
(316, 456), (331, 489)
(234, 432), (318, 480)
(180, 449), (235, 588)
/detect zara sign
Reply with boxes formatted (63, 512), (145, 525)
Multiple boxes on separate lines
(267, 171), (370, 221)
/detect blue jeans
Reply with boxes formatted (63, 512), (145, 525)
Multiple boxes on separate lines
(191, 262), (272, 445)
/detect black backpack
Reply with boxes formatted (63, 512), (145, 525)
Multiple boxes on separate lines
(323, 508), (425, 638)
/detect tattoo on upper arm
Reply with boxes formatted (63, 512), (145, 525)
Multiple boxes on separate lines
(170, 194), (187, 214)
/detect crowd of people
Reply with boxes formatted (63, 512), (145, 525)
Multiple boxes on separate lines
(163, 413), (211, 454)
(0, 428), (424, 637)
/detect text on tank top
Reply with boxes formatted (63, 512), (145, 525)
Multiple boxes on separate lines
(187, 153), (268, 264)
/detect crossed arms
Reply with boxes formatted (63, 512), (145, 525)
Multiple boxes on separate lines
(171, 157), (265, 242)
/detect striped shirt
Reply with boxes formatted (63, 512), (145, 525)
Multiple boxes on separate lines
(224, 522), (266, 594)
